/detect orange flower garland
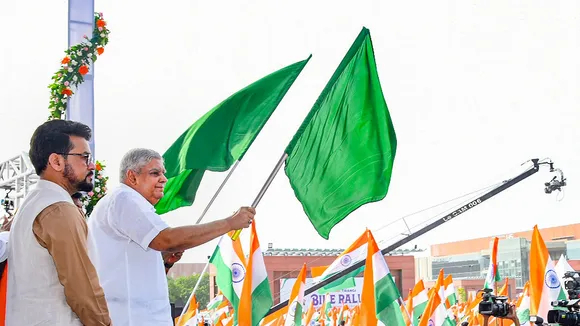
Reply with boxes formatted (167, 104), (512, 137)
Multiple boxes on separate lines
(48, 12), (110, 120)
(46, 12), (111, 216)
(81, 160), (109, 217)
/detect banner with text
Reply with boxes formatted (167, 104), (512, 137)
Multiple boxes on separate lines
(279, 276), (396, 308)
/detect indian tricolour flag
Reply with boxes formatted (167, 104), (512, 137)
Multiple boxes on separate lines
(303, 300), (315, 326)
(555, 253), (575, 299)
(360, 230), (406, 325)
(529, 225), (566, 319)
(209, 231), (246, 319)
(401, 289), (414, 326)
(411, 280), (429, 326)
(284, 263), (306, 326)
(444, 275), (457, 307)
(238, 221), (273, 326)
(419, 269), (454, 326)
(484, 237), (501, 290)
(207, 292), (225, 311)
(314, 230), (367, 293)
(418, 285), (455, 326)
(516, 282), (531, 326)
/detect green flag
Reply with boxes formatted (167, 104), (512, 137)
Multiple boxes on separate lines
(284, 28), (397, 239)
(156, 56), (311, 214)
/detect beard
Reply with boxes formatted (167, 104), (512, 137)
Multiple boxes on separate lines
(63, 163), (94, 192)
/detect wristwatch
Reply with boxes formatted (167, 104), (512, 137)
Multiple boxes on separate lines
(164, 262), (174, 269)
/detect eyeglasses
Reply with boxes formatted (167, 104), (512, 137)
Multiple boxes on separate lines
(57, 153), (92, 165)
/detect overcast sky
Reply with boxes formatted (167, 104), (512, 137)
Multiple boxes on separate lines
(0, 0), (578, 266)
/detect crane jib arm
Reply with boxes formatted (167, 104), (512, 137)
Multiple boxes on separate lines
(266, 158), (559, 316)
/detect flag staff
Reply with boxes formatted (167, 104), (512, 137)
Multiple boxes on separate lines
(231, 152), (288, 240)
(399, 297), (414, 326)
(175, 256), (210, 326)
(195, 161), (241, 225)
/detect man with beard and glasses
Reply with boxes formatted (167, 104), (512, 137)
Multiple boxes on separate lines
(87, 148), (255, 325)
(6, 120), (111, 326)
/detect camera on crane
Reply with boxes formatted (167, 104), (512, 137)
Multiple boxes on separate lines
(541, 161), (566, 194)
(478, 288), (510, 317)
(545, 176), (566, 194)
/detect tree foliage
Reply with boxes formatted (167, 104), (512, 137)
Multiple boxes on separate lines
(457, 287), (468, 303)
(167, 273), (210, 309)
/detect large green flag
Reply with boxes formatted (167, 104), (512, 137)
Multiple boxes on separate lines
(156, 56), (311, 214)
(284, 28), (397, 239)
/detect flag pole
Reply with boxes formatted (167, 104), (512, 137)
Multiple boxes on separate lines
(398, 297), (414, 326)
(494, 280), (499, 326)
(195, 160), (241, 225)
(231, 152), (288, 240)
(176, 256), (211, 326)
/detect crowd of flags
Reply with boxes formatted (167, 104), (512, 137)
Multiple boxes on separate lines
(176, 228), (406, 326)
(174, 224), (577, 326)
(402, 225), (573, 326)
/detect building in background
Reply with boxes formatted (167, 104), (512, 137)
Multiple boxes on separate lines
(429, 223), (580, 290)
(208, 244), (422, 302)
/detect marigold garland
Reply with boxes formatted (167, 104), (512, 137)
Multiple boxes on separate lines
(46, 12), (111, 215)
(81, 160), (109, 217)
(48, 12), (110, 120)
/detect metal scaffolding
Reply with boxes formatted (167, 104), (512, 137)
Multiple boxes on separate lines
(0, 152), (39, 210)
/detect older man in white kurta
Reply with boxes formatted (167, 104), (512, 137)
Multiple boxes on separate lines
(87, 148), (255, 325)
(88, 183), (171, 325)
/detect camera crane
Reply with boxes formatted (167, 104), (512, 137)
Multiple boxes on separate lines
(266, 158), (567, 316)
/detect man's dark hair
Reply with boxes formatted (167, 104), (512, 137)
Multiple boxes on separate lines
(71, 192), (84, 199)
(29, 120), (92, 175)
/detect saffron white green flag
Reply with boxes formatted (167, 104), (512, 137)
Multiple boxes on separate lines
(530, 225), (566, 319)
(209, 232), (246, 321)
(517, 285), (531, 326)
(419, 290), (455, 326)
(238, 221), (273, 326)
(207, 293), (224, 310)
(443, 275), (457, 306)
(284, 264), (306, 326)
(360, 230), (406, 325)
(484, 237), (501, 290)
(314, 230), (367, 293)
(411, 280), (429, 326)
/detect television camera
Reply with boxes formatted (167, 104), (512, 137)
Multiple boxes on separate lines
(546, 272), (580, 326)
(478, 288), (510, 317)
(543, 161), (566, 195)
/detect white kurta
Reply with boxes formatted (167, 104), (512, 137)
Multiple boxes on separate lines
(87, 184), (171, 326)
(6, 180), (82, 326)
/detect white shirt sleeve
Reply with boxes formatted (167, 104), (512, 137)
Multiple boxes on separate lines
(109, 192), (169, 251)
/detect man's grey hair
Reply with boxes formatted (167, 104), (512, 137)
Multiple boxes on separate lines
(119, 148), (163, 183)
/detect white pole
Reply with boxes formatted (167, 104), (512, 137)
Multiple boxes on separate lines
(195, 161), (241, 225)
(230, 152), (287, 240)
(175, 259), (211, 326)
